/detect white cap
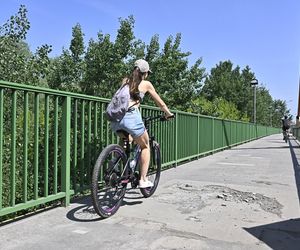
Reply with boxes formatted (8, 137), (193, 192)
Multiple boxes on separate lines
(134, 59), (152, 73)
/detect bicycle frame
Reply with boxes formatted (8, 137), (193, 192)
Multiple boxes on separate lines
(91, 113), (172, 217)
(116, 115), (163, 185)
(118, 138), (141, 184)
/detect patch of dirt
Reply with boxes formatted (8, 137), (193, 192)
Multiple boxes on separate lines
(201, 185), (283, 217)
(158, 183), (283, 217)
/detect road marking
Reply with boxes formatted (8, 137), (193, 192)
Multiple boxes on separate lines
(217, 162), (255, 166)
(250, 157), (264, 159)
(238, 154), (251, 157)
(72, 229), (89, 234)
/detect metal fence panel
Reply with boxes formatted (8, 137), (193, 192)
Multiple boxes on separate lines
(0, 80), (280, 218)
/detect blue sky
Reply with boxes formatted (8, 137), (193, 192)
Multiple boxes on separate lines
(1, 0), (300, 116)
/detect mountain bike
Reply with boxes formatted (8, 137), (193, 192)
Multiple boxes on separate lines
(91, 114), (174, 218)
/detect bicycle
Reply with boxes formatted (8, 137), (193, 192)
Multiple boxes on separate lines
(283, 129), (289, 143)
(91, 114), (174, 218)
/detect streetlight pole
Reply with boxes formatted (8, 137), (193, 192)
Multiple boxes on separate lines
(250, 79), (258, 123)
(297, 77), (300, 127)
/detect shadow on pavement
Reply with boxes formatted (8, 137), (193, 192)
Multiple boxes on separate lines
(231, 146), (293, 150)
(66, 189), (143, 222)
(244, 218), (300, 250)
(245, 137), (300, 249)
(66, 196), (103, 222)
(288, 139), (300, 204)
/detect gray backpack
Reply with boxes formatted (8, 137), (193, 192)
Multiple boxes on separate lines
(106, 84), (130, 122)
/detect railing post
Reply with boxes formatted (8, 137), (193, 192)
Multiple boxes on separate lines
(0, 89), (3, 209)
(61, 96), (71, 206)
(197, 115), (200, 157)
(175, 111), (178, 166)
(212, 117), (215, 153)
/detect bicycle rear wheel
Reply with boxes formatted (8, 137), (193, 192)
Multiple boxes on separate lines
(284, 131), (288, 143)
(140, 141), (161, 198)
(91, 144), (127, 218)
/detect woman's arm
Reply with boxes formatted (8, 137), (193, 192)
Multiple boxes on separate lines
(146, 81), (173, 117)
(121, 77), (129, 85)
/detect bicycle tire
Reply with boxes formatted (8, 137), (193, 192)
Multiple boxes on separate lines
(140, 141), (161, 198)
(91, 144), (127, 218)
(284, 131), (288, 143)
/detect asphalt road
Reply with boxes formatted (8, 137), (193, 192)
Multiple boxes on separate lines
(1, 134), (299, 250)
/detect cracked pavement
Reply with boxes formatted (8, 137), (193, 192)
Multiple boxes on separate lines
(0, 134), (299, 250)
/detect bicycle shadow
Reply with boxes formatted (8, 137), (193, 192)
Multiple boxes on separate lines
(66, 189), (144, 222)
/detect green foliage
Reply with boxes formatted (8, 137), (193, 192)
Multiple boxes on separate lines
(201, 61), (254, 111)
(271, 99), (290, 127)
(0, 5), (51, 85)
(188, 96), (249, 121)
(0, 4), (30, 40)
(47, 24), (84, 92)
(70, 23), (85, 61)
(200, 61), (290, 125)
(81, 16), (135, 97)
(145, 33), (206, 110)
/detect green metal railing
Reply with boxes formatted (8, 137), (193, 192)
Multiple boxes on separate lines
(292, 126), (300, 140)
(0, 80), (280, 218)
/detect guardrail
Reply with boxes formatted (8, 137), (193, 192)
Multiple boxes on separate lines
(292, 126), (300, 141)
(0, 80), (280, 218)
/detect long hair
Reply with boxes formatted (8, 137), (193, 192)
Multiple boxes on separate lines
(126, 66), (144, 101)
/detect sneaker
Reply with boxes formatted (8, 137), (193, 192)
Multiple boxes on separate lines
(138, 180), (154, 188)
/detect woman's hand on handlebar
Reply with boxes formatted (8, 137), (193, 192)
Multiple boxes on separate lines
(164, 112), (175, 120)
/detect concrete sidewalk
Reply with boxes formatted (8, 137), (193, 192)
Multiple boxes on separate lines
(0, 134), (300, 250)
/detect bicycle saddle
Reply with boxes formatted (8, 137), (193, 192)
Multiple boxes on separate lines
(116, 129), (129, 139)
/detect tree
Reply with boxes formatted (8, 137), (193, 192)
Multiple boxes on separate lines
(0, 5), (53, 211)
(47, 24), (84, 91)
(239, 66), (255, 118)
(188, 96), (248, 121)
(271, 99), (291, 127)
(199, 60), (291, 125)
(145, 33), (206, 110)
(0, 5), (51, 85)
(201, 60), (252, 109)
(82, 16), (135, 97)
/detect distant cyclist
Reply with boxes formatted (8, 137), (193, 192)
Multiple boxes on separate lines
(281, 115), (290, 140)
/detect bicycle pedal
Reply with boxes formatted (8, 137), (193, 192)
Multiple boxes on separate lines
(131, 182), (138, 188)
(120, 179), (129, 184)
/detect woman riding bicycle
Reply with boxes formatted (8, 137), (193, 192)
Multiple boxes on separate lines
(110, 59), (174, 188)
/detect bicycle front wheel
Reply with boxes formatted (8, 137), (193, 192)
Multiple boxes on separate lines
(140, 141), (161, 198)
(91, 144), (127, 218)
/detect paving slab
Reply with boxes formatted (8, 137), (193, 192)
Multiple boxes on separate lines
(0, 134), (299, 250)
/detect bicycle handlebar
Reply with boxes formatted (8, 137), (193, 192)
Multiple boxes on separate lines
(143, 114), (175, 123)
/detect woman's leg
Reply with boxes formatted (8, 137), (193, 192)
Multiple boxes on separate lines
(134, 130), (151, 183)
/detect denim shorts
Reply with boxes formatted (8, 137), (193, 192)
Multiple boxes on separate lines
(111, 107), (145, 138)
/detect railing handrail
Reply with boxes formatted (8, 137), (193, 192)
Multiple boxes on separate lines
(0, 80), (109, 102)
(0, 80), (280, 127)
